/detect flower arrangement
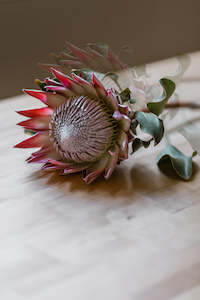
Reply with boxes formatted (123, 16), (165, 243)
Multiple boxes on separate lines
(15, 43), (199, 183)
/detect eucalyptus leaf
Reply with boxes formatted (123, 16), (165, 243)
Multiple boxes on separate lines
(132, 138), (152, 153)
(129, 98), (136, 104)
(24, 129), (36, 136)
(134, 111), (164, 145)
(130, 119), (138, 135)
(104, 72), (119, 82)
(156, 144), (193, 180)
(119, 88), (131, 103)
(147, 78), (176, 116)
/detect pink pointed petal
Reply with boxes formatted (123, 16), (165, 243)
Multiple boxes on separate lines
(41, 159), (74, 171)
(86, 46), (105, 59)
(66, 42), (89, 62)
(119, 115), (131, 132)
(14, 132), (49, 148)
(23, 89), (47, 104)
(24, 89), (66, 108)
(60, 60), (85, 68)
(107, 48), (125, 70)
(41, 163), (65, 171)
(17, 116), (50, 131)
(83, 157), (108, 184)
(117, 132), (128, 160)
(104, 152), (118, 179)
(45, 85), (76, 98)
(27, 147), (49, 159)
(27, 148), (60, 164)
(50, 68), (71, 88)
(45, 78), (62, 86)
(51, 68), (84, 94)
(61, 165), (88, 175)
(86, 45), (114, 72)
(26, 153), (50, 163)
(72, 73), (98, 97)
(17, 107), (53, 118)
(38, 63), (63, 72)
(106, 89), (119, 111)
(45, 159), (72, 167)
(60, 52), (78, 60)
(92, 74), (107, 98)
(45, 86), (66, 92)
(72, 73), (90, 85)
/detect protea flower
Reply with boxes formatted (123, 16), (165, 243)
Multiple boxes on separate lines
(40, 42), (126, 75)
(15, 68), (133, 184)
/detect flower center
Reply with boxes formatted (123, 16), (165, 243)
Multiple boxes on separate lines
(49, 96), (116, 163)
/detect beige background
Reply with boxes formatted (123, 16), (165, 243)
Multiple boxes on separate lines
(1, 0), (200, 99)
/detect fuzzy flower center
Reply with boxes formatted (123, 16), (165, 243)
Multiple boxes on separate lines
(49, 96), (117, 163)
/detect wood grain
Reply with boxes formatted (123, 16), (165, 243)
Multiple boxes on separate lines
(0, 53), (200, 300)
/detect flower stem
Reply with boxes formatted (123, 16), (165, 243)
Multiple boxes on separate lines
(142, 101), (200, 112)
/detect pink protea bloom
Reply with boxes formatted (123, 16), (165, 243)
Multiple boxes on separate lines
(15, 69), (133, 184)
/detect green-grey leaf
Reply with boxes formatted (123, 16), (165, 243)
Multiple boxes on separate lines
(119, 88), (131, 103)
(134, 111), (164, 145)
(156, 144), (193, 180)
(104, 72), (119, 82)
(130, 120), (138, 135)
(24, 129), (36, 136)
(147, 78), (176, 116)
(132, 138), (152, 153)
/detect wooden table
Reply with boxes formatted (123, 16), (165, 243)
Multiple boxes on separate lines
(1, 53), (200, 300)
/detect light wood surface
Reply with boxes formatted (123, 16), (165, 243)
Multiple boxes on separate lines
(1, 53), (200, 300)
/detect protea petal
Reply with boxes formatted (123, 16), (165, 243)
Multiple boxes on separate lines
(117, 132), (128, 160)
(66, 42), (89, 61)
(106, 89), (119, 111)
(51, 68), (85, 94)
(61, 164), (89, 175)
(60, 60), (85, 69)
(107, 48), (125, 71)
(23, 89), (66, 108)
(60, 52), (78, 60)
(17, 107), (53, 118)
(83, 157), (108, 184)
(93, 74), (107, 98)
(17, 116), (50, 131)
(26, 149), (60, 164)
(39, 63), (63, 72)
(45, 78), (62, 86)
(72, 73), (98, 97)
(14, 132), (49, 148)
(104, 152), (118, 179)
(119, 115), (131, 132)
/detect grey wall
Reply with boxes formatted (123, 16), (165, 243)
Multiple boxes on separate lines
(1, 0), (200, 99)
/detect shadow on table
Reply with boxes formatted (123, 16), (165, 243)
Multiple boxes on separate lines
(28, 161), (198, 200)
